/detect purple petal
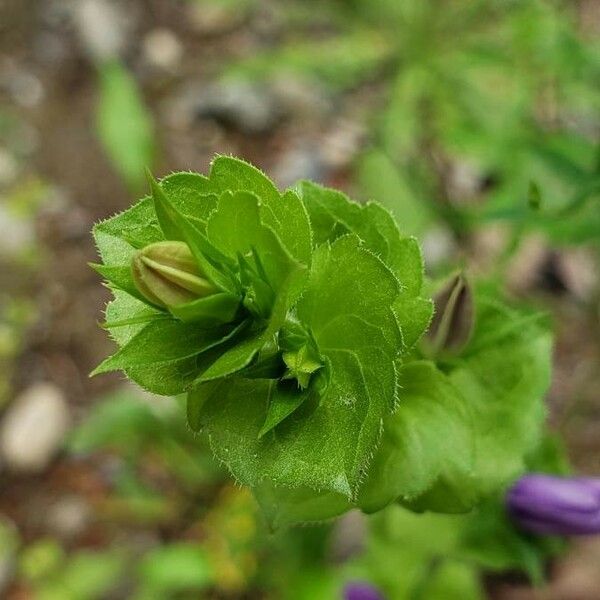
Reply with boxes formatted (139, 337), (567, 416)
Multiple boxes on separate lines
(511, 510), (600, 535)
(507, 474), (600, 536)
(344, 581), (385, 600)
(574, 477), (600, 499)
(507, 475), (599, 514)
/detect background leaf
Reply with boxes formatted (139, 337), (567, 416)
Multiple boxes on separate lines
(96, 60), (155, 190)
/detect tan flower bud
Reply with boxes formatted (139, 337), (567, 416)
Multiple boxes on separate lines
(424, 272), (474, 356)
(131, 241), (217, 308)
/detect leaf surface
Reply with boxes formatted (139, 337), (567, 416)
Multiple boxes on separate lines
(197, 235), (401, 497)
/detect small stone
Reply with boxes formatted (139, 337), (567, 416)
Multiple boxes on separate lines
(272, 144), (326, 188)
(6, 71), (45, 109)
(469, 223), (510, 274)
(72, 0), (129, 61)
(421, 225), (458, 271)
(142, 29), (183, 71)
(47, 496), (91, 539)
(0, 383), (70, 474)
(321, 120), (366, 169)
(446, 159), (483, 204)
(0, 204), (35, 256)
(556, 249), (599, 301)
(271, 76), (332, 118)
(506, 234), (550, 293)
(175, 81), (281, 134)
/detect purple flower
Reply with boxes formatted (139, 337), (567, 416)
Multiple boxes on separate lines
(344, 581), (385, 600)
(507, 474), (600, 535)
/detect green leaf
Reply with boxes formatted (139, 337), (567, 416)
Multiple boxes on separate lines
(54, 550), (125, 600)
(404, 295), (552, 512)
(69, 390), (164, 453)
(137, 543), (212, 594)
(357, 150), (434, 236)
(196, 333), (266, 382)
(419, 561), (484, 600)
(209, 156), (313, 265)
(91, 263), (150, 304)
(170, 292), (241, 325)
(93, 173), (218, 267)
(300, 181), (387, 252)
(259, 382), (310, 438)
(357, 361), (475, 514)
(198, 236), (402, 498)
(344, 505), (469, 600)
(92, 318), (246, 395)
(192, 194), (309, 384)
(254, 483), (350, 530)
(103, 290), (162, 346)
(92, 318), (231, 375)
(448, 297), (552, 496)
(187, 380), (222, 432)
(206, 190), (298, 290)
(96, 60), (154, 189)
(146, 169), (184, 241)
(127, 323), (248, 397)
(458, 491), (566, 586)
(393, 295), (434, 349)
(299, 181), (432, 348)
(94, 198), (162, 268)
(159, 173), (217, 229)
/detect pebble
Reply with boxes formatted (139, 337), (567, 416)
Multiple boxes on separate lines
(142, 29), (183, 72)
(4, 71), (45, 109)
(271, 76), (332, 118)
(272, 143), (326, 188)
(421, 225), (458, 272)
(505, 234), (549, 293)
(46, 496), (91, 539)
(0, 383), (70, 474)
(321, 119), (366, 170)
(175, 80), (281, 134)
(446, 159), (483, 204)
(0, 204), (35, 257)
(555, 248), (599, 302)
(72, 0), (129, 61)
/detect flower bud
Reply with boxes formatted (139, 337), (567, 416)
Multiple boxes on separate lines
(282, 344), (322, 389)
(423, 272), (474, 356)
(506, 474), (600, 535)
(131, 241), (217, 308)
(344, 582), (385, 600)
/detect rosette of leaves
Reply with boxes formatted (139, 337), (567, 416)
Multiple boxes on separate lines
(92, 156), (552, 528)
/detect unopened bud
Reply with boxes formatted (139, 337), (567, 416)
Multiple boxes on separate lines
(282, 344), (322, 389)
(507, 474), (600, 535)
(424, 272), (474, 356)
(131, 241), (216, 308)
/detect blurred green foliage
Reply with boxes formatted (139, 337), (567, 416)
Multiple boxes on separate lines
(4, 387), (560, 599)
(69, 390), (223, 524)
(0, 170), (43, 405)
(2, 0), (597, 598)
(227, 0), (600, 244)
(342, 434), (569, 599)
(96, 61), (155, 191)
